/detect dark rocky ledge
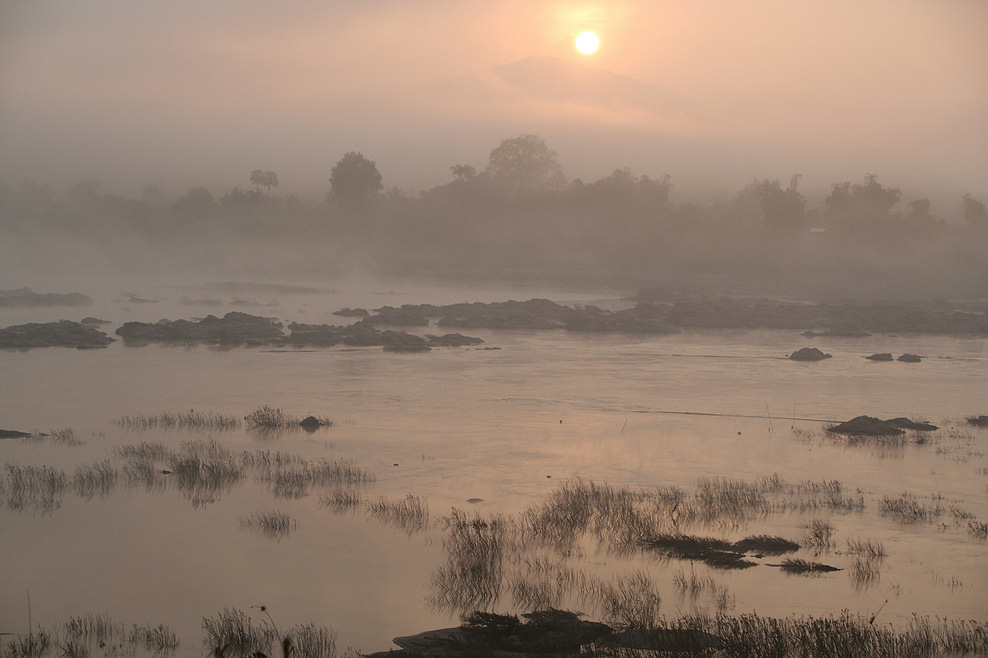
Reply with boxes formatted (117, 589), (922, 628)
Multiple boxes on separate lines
(114, 312), (483, 350)
(0, 320), (115, 349)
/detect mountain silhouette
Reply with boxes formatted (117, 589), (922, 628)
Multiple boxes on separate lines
(434, 55), (707, 123)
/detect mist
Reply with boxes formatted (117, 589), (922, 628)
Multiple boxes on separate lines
(1, 0), (986, 299)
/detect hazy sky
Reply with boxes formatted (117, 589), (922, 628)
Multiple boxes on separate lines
(1, 1), (986, 201)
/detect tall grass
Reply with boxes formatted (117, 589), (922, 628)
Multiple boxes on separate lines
(26, 428), (83, 447)
(430, 509), (510, 612)
(244, 406), (298, 431)
(127, 623), (179, 652)
(167, 440), (243, 506)
(367, 494), (430, 533)
(1, 464), (67, 512)
(202, 608), (276, 657)
(669, 611), (988, 657)
(71, 461), (117, 499)
(879, 493), (945, 523)
(114, 410), (240, 431)
(4, 630), (50, 658)
(202, 609), (338, 658)
(241, 510), (297, 539)
(256, 459), (374, 499)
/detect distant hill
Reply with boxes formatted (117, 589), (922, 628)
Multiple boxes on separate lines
(434, 55), (708, 124)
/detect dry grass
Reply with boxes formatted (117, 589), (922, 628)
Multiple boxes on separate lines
(367, 494), (429, 533)
(1, 463), (67, 512)
(114, 410), (240, 431)
(241, 510), (297, 539)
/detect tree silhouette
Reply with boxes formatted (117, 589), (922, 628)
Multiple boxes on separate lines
(249, 170), (279, 194)
(486, 134), (565, 197)
(962, 193), (986, 229)
(330, 152), (382, 211)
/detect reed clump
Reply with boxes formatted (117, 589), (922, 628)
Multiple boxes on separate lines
(367, 494), (429, 533)
(167, 440), (244, 506)
(202, 608), (277, 657)
(257, 459), (374, 499)
(846, 537), (887, 558)
(318, 489), (362, 512)
(202, 609), (338, 658)
(114, 410), (240, 431)
(26, 427), (83, 447)
(241, 510), (297, 539)
(879, 493), (944, 523)
(127, 623), (179, 652)
(244, 405), (297, 431)
(1, 463), (67, 512)
(63, 614), (117, 645)
(430, 509), (511, 612)
(71, 460), (117, 499)
(669, 611), (988, 657)
(4, 629), (51, 658)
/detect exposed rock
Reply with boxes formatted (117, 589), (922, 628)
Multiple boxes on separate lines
(426, 333), (485, 347)
(772, 559), (841, 573)
(885, 417), (938, 431)
(115, 312), (284, 345)
(0, 320), (115, 349)
(826, 415), (936, 436)
(366, 304), (438, 326)
(381, 331), (430, 352)
(365, 609), (723, 657)
(897, 353), (922, 362)
(789, 347), (832, 361)
(80, 317), (111, 325)
(298, 416), (323, 431)
(866, 352), (894, 361)
(966, 415), (988, 427)
(333, 307), (370, 318)
(0, 287), (92, 307)
(828, 416), (902, 436)
(0, 429), (33, 439)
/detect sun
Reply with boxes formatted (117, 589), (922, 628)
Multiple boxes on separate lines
(575, 31), (600, 55)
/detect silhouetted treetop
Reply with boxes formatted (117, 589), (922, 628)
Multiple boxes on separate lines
(330, 151), (382, 211)
(486, 134), (565, 196)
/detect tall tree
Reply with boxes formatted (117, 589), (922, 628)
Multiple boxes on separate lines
(486, 134), (565, 197)
(330, 152), (382, 211)
(249, 169), (279, 194)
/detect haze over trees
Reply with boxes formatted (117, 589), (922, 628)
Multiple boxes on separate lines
(0, 133), (985, 298)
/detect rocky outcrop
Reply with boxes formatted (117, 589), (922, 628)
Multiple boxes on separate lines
(789, 347), (831, 361)
(0, 429), (33, 439)
(0, 320), (115, 349)
(0, 287), (93, 307)
(364, 609), (722, 657)
(866, 352), (894, 361)
(827, 415), (938, 436)
(116, 312), (284, 345)
(897, 353), (922, 362)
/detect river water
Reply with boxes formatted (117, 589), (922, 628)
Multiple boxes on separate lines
(1, 281), (985, 654)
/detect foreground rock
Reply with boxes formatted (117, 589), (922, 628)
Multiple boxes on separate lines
(0, 429), (33, 439)
(0, 287), (93, 307)
(866, 352), (894, 361)
(827, 415), (938, 436)
(0, 320), (115, 349)
(897, 353), (922, 362)
(967, 415), (988, 427)
(789, 347), (832, 361)
(364, 609), (721, 657)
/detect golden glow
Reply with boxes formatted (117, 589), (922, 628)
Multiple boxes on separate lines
(575, 31), (600, 55)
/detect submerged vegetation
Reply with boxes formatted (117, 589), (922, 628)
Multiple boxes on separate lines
(114, 410), (241, 431)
